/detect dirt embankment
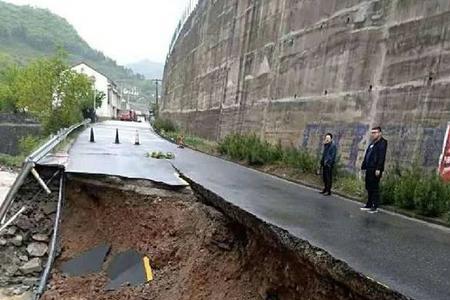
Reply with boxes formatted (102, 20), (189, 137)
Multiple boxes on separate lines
(42, 176), (407, 300)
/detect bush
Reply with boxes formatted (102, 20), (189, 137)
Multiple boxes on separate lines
(19, 135), (42, 155)
(281, 147), (317, 173)
(0, 153), (23, 168)
(219, 133), (282, 166)
(414, 175), (449, 217)
(336, 175), (365, 197)
(153, 117), (177, 133)
(380, 172), (399, 205)
(218, 133), (318, 170)
(393, 171), (419, 209)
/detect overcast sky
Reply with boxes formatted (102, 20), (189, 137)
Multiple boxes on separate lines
(4, 0), (188, 65)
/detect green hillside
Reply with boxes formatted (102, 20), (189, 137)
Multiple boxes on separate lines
(0, 0), (155, 104)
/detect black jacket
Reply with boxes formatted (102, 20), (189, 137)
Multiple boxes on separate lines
(321, 142), (337, 167)
(361, 137), (388, 171)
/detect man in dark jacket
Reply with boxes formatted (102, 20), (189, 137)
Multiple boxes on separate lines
(320, 133), (337, 196)
(361, 126), (388, 213)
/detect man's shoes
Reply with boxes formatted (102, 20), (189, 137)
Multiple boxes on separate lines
(323, 192), (331, 196)
(368, 208), (378, 214)
(319, 190), (326, 194)
(360, 206), (371, 211)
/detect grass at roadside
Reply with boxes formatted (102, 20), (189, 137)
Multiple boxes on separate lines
(0, 153), (24, 168)
(164, 130), (218, 154)
(0, 125), (83, 169)
(0, 135), (44, 169)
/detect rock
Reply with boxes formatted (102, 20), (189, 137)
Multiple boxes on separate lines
(34, 212), (46, 222)
(19, 254), (29, 262)
(41, 202), (57, 215)
(353, 2), (370, 24)
(11, 234), (23, 246)
(371, 14), (382, 21)
(11, 285), (30, 295)
(4, 226), (17, 236)
(0, 238), (7, 246)
(32, 233), (49, 242)
(4, 264), (19, 276)
(16, 217), (34, 231)
(27, 243), (48, 257)
(19, 258), (42, 274)
(22, 276), (40, 285)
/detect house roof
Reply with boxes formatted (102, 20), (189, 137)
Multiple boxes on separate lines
(71, 61), (118, 86)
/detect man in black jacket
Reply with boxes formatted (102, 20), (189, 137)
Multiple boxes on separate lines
(320, 133), (337, 196)
(361, 126), (388, 213)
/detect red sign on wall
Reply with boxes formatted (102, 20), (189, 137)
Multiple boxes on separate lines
(439, 124), (450, 181)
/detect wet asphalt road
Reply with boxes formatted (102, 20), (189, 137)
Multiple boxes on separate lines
(62, 121), (450, 300)
(63, 121), (187, 186)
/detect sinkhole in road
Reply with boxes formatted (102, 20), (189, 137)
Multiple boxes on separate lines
(41, 175), (402, 300)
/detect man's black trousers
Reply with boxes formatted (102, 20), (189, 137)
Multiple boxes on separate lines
(322, 165), (333, 193)
(365, 169), (381, 209)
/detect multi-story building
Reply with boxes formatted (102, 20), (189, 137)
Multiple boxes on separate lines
(72, 62), (123, 119)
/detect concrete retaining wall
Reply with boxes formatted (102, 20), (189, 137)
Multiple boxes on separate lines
(0, 114), (41, 156)
(161, 0), (450, 170)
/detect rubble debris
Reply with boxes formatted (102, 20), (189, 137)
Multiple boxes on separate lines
(147, 151), (175, 159)
(26, 242), (48, 257)
(0, 170), (60, 297)
(19, 258), (42, 274)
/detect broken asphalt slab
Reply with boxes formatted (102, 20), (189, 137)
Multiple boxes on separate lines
(60, 244), (110, 277)
(105, 249), (149, 291)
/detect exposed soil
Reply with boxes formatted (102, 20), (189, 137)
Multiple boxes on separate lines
(41, 176), (406, 300)
(42, 178), (258, 300)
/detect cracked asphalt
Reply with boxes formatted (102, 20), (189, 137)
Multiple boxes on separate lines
(42, 121), (450, 300)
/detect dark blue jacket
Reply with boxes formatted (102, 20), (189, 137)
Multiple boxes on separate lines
(321, 142), (337, 167)
(361, 137), (388, 171)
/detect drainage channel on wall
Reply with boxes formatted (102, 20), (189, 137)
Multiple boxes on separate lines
(1, 164), (410, 300)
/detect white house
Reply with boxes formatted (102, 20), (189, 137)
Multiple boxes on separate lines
(71, 62), (124, 119)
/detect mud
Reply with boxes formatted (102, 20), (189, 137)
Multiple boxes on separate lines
(41, 175), (406, 300)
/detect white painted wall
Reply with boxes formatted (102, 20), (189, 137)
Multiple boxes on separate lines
(72, 63), (114, 118)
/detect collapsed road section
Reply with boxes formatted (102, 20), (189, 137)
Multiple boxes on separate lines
(38, 173), (406, 300)
(0, 121), (412, 299)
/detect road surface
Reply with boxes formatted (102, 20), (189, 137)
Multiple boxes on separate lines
(44, 121), (450, 300)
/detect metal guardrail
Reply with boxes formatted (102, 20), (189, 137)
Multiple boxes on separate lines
(0, 119), (90, 223)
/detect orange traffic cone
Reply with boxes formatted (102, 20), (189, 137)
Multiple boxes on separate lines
(177, 134), (185, 149)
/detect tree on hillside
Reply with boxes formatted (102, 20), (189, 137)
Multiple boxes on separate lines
(12, 53), (102, 133)
(0, 64), (20, 112)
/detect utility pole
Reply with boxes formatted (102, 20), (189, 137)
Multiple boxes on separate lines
(153, 79), (162, 117)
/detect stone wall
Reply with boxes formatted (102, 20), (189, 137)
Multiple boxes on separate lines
(0, 113), (41, 156)
(161, 0), (450, 170)
(0, 170), (59, 297)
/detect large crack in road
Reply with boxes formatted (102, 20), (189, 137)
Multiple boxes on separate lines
(24, 171), (404, 300)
